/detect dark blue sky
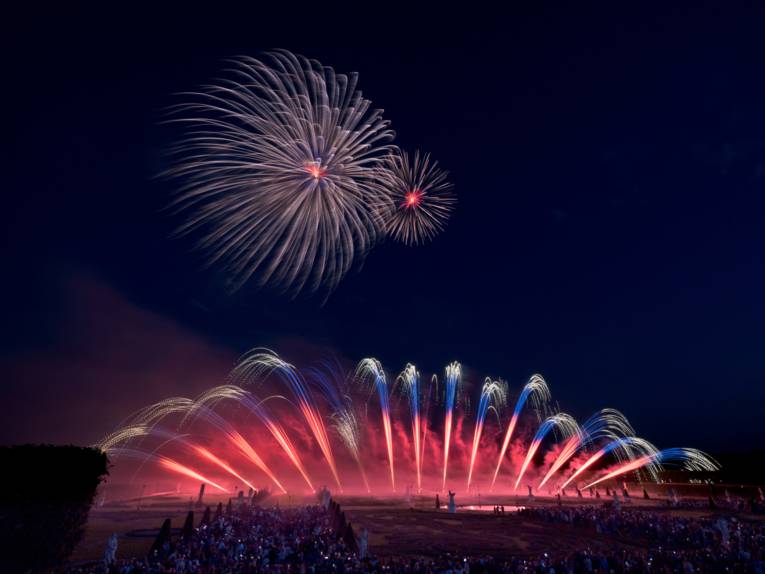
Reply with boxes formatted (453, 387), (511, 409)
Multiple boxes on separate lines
(3, 4), (765, 451)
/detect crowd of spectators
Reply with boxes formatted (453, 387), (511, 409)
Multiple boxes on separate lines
(66, 497), (765, 574)
(520, 504), (765, 572)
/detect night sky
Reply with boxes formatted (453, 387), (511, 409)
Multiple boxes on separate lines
(3, 4), (765, 453)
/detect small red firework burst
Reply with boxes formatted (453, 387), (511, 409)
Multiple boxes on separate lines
(383, 150), (456, 245)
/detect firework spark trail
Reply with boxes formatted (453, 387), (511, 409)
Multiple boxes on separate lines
(158, 455), (227, 492)
(491, 375), (551, 490)
(357, 358), (396, 491)
(100, 354), (719, 493)
(123, 397), (196, 429)
(194, 385), (314, 491)
(466, 378), (507, 490)
(183, 402), (287, 493)
(104, 396), (285, 492)
(306, 360), (371, 491)
(513, 413), (579, 492)
(165, 50), (397, 297)
(442, 362), (461, 491)
(232, 349), (341, 489)
(106, 447), (227, 492)
(538, 409), (634, 490)
(582, 448), (719, 490)
(398, 364), (423, 492)
(97, 424), (151, 451)
(558, 436), (659, 491)
(192, 445), (256, 491)
(105, 425), (259, 493)
(382, 150), (456, 245)
(331, 408), (370, 492)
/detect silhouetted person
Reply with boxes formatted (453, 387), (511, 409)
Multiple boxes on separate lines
(643, 488), (650, 500)
(226, 499), (232, 515)
(214, 502), (223, 521)
(359, 527), (369, 559)
(436, 494), (440, 509)
(195, 483), (205, 508)
(103, 533), (118, 567)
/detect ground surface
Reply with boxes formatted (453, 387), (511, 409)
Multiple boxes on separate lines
(71, 492), (733, 563)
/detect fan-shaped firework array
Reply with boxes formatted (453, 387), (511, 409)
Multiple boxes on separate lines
(99, 349), (718, 496)
(165, 50), (456, 297)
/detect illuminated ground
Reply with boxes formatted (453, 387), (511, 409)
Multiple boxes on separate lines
(70, 491), (739, 563)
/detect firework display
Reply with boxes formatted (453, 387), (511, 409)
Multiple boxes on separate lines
(166, 51), (456, 297)
(99, 349), (718, 495)
(382, 150), (457, 246)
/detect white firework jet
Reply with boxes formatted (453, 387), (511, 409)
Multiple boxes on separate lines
(165, 50), (396, 297)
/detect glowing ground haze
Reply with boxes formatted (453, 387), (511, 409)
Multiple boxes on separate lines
(99, 349), (718, 496)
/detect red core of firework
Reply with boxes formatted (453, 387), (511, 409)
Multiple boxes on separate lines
(306, 163), (327, 179)
(405, 189), (423, 208)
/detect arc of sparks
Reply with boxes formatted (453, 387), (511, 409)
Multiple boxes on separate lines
(466, 378), (507, 490)
(537, 408), (634, 491)
(558, 436), (659, 492)
(192, 445), (256, 492)
(582, 447), (719, 490)
(398, 364), (423, 492)
(490, 374), (551, 490)
(158, 455), (227, 492)
(307, 360), (371, 492)
(442, 362), (461, 491)
(232, 349), (341, 489)
(195, 385), (315, 491)
(513, 412), (579, 492)
(357, 358), (396, 491)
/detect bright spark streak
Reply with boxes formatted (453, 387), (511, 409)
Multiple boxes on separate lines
(227, 431), (287, 493)
(513, 413), (579, 492)
(538, 434), (582, 491)
(158, 456), (226, 492)
(442, 362), (461, 491)
(491, 375), (550, 490)
(195, 386), (315, 491)
(193, 445), (256, 492)
(582, 455), (655, 490)
(399, 364), (423, 492)
(233, 350), (341, 490)
(467, 378), (506, 490)
(538, 409), (634, 491)
(582, 447), (719, 491)
(357, 358), (395, 491)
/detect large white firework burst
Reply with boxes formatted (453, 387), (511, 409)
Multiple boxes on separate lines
(165, 50), (396, 296)
(382, 149), (456, 245)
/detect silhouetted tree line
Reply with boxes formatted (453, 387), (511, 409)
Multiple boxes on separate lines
(0, 445), (108, 573)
